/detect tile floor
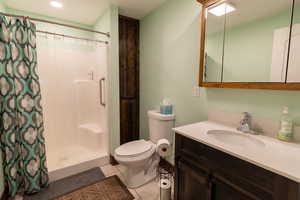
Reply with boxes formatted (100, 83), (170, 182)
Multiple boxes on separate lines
(100, 164), (173, 200)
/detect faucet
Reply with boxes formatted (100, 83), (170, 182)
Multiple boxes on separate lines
(237, 112), (254, 134)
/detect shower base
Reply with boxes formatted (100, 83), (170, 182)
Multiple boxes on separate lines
(47, 145), (109, 182)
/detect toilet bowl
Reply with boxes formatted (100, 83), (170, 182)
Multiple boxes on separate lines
(114, 110), (175, 188)
(114, 139), (159, 188)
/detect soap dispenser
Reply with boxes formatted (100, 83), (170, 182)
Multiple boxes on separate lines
(278, 106), (293, 142)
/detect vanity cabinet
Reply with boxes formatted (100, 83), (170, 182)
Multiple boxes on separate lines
(175, 133), (299, 200)
(211, 174), (258, 200)
(177, 159), (211, 200)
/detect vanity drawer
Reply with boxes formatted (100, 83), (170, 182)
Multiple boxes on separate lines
(175, 133), (295, 199)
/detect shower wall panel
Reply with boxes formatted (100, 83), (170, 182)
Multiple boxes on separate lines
(36, 36), (108, 172)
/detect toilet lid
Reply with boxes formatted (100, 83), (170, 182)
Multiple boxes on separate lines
(115, 140), (152, 157)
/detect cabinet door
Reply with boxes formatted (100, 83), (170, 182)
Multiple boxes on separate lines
(176, 159), (211, 200)
(212, 174), (260, 200)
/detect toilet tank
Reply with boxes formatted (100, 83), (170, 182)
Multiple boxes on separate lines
(148, 110), (175, 144)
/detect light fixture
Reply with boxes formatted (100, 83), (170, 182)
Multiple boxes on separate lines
(50, 1), (63, 8)
(208, 3), (235, 16)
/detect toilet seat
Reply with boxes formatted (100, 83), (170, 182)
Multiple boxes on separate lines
(114, 140), (156, 163)
(115, 140), (152, 157)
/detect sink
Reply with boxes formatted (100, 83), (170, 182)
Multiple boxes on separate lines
(207, 130), (265, 148)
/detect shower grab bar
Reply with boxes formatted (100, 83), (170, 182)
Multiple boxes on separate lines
(99, 78), (106, 107)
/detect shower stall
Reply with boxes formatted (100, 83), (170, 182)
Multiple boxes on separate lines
(36, 32), (109, 181)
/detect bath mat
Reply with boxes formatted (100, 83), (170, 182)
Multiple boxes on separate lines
(24, 167), (105, 200)
(54, 175), (134, 200)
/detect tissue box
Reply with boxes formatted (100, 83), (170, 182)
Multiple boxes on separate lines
(160, 105), (173, 115)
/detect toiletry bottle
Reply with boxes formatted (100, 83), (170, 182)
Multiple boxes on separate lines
(278, 106), (293, 142)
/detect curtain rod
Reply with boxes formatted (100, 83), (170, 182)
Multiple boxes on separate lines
(0, 11), (110, 37)
(37, 30), (108, 44)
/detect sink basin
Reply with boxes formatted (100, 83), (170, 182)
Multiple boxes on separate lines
(207, 130), (265, 148)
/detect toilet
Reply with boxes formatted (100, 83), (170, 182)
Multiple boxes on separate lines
(114, 110), (175, 188)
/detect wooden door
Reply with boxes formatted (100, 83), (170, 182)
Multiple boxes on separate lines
(119, 15), (140, 144)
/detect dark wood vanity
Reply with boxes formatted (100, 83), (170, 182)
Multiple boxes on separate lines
(175, 133), (300, 200)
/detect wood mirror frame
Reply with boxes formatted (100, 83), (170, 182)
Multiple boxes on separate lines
(198, 0), (300, 90)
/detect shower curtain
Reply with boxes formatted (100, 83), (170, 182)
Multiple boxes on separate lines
(0, 15), (49, 197)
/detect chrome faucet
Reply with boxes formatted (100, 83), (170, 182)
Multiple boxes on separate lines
(237, 112), (253, 134)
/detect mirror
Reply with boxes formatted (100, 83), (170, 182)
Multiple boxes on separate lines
(287, 0), (300, 82)
(223, 0), (293, 82)
(203, 0), (294, 83)
(204, 4), (226, 82)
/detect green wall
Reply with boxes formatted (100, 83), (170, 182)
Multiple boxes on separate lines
(140, 0), (208, 138)
(140, 0), (300, 164)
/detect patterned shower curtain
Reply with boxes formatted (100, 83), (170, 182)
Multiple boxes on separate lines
(0, 15), (49, 197)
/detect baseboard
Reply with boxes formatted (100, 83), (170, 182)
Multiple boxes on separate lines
(109, 155), (119, 166)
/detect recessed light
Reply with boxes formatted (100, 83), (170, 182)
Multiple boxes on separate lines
(208, 3), (235, 16)
(50, 1), (63, 8)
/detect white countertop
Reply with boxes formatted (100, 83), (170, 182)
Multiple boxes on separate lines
(173, 121), (300, 183)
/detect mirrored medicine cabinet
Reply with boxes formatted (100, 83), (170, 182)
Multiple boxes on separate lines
(198, 0), (300, 90)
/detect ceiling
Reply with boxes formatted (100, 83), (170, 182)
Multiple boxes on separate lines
(3, 0), (168, 25)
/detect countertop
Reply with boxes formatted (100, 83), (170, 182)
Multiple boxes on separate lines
(173, 121), (300, 183)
